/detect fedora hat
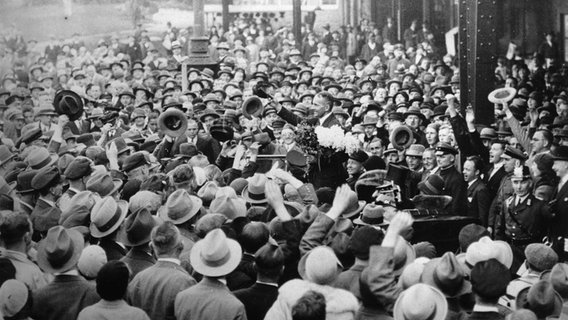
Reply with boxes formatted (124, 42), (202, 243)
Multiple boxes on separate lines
(390, 125), (414, 150)
(551, 145), (568, 161)
(393, 284), (448, 320)
(242, 96), (264, 119)
(406, 144), (425, 157)
(197, 181), (220, 205)
(158, 189), (202, 224)
(242, 174), (268, 204)
(354, 203), (385, 226)
(362, 114), (379, 127)
(86, 171), (122, 197)
(488, 87), (517, 104)
(89, 196), (129, 238)
(37, 226), (84, 273)
(26, 147), (58, 170)
(0, 145), (15, 167)
(209, 187), (247, 220)
(464, 236), (509, 270)
(190, 228), (242, 277)
(158, 108), (188, 138)
(53, 90), (84, 121)
(399, 258), (430, 290)
(0, 279), (29, 317)
(16, 170), (38, 194)
(198, 108), (221, 122)
(550, 263), (568, 300)
(421, 252), (472, 298)
(36, 105), (58, 117)
(342, 190), (366, 218)
(119, 207), (156, 247)
(516, 280), (563, 319)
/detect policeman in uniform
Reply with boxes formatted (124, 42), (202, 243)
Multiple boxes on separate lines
(496, 165), (552, 272)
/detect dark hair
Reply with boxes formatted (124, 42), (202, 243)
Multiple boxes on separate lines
(238, 222), (269, 254)
(292, 290), (326, 320)
(465, 155), (485, 173)
(314, 91), (334, 111)
(0, 212), (31, 246)
(255, 242), (285, 278)
(535, 129), (553, 147)
(96, 261), (130, 301)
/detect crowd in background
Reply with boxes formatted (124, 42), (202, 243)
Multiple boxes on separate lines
(0, 10), (568, 320)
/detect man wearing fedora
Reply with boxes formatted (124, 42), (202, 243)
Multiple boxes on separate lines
(120, 208), (157, 279)
(31, 226), (100, 320)
(59, 156), (93, 212)
(156, 119), (220, 165)
(175, 228), (247, 320)
(30, 166), (64, 241)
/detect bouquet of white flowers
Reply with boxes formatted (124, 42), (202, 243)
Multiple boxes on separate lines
(315, 125), (361, 155)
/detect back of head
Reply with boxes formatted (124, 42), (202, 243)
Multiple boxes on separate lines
(255, 241), (285, 278)
(96, 261), (130, 301)
(471, 259), (511, 302)
(0, 212), (30, 247)
(238, 222), (269, 254)
(292, 290), (326, 320)
(151, 221), (181, 256)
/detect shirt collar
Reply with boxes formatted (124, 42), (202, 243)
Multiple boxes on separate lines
(468, 178), (478, 188)
(472, 304), (499, 313)
(256, 281), (279, 288)
(158, 258), (181, 265)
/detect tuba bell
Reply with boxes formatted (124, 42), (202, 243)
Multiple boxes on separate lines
(390, 125), (414, 150)
(242, 96), (264, 120)
(158, 108), (188, 138)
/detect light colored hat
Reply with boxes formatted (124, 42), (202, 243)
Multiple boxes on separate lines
(197, 181), (220, 205)
(77, 245), (107, 279)
(190, 228), (242, 277)
(129, 190), (162, 213)
(298, 246), (342, 285)
(406, 144), (425, 157)
(0, 279), (29, 317)
(393, 284), (448, 320)
(394, 235), (416, 276)
(89, 196), (128, 238)
(464, 236), (512, 270)
(242, 174), (268, 204)
(209, 187), (247, 220)
(399, 258), (430, 290)
(25, 147), (58, 170)
(420, 252), (472, 298)
(158, 189), (202, 224)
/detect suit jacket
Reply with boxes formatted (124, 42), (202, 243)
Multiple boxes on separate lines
(467, 179), (491, 226)
(175, 277), (247, 320)
(128, 260), (197, 320)
(31, 274), (100, 320)
(98, 238), (127, 261)
(234, 282), (279, 320)
(227, 253), (256, 291)
(333, 262), (366, 300)
(439, 165), (468, 216)
(466, 312), (504, 320)
(121, 247), (156, 279)
(484, 165), (507, 199)
(66, 120), (91, 135)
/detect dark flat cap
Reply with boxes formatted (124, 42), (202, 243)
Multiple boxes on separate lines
(122, 152), (149, 172)
(435, 142), (458, 155)
(64, 157), (93, 180)
(31, 167), (61, 190)
(502, 145), (528, 161)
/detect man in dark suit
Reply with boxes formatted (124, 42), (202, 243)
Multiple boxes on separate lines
(435, 143), (467, 216)
(233, 241), (284, 320)
(464, 156), (491, 226)
(120, 208), (157, 279)
(484, 141), (508, 199)
(31, 226), (100, 320)
(274, 91), (340, 128)
(228, 222), (269, 291)
(467, 259), (510, 320)
(550, 146), (568, 260)
(156, 119), (220, 164)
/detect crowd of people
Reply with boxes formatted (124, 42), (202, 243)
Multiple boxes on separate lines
(0, 10), (568, 320)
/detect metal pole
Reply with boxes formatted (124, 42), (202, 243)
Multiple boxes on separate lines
(222, 0), (230, 35)
(293, 0), (302, 49)
(193, 0), (205, 37)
